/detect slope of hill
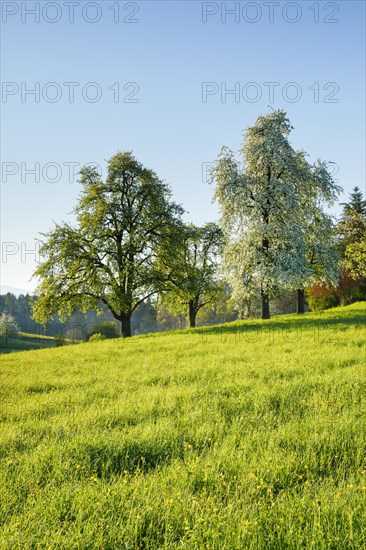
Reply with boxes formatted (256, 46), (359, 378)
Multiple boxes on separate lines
(0, 303), (365, 548)
(0, 332), (60, 355)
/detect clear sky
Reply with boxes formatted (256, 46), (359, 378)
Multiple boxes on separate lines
(1, 0), (365, 292)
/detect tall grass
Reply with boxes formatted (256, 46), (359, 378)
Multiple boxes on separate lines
(0, 303), (365, 548)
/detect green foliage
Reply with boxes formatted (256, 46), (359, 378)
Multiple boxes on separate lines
(54, 334), (66, 347)
(0, 292), (122, 338)
(158, 222), (225, 327)
(341, 187), (366, 280)
(339, 187), (366, 248)
(32, 151), (184, 337)
(308, 269), (366, 310)
(339, 211), (366, 249)
(307, 289), (339, 311)
(88, 321), (119, 340)
(340, 186), (366, 219)
(88, 332), (106, 342)
(0, 304), (365, 547)
(344, 239), (366, 279)
(0, 293), (42, 335)
(336, 187), (366, 302)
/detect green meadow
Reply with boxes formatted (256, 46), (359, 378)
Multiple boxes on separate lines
(0, 333), (61, 355)
(0, 303), (365, 549)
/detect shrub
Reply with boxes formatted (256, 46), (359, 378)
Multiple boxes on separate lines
(88, 321), (119, 340)
(307, 269), (366, 311)
(335, 269), (366, 306)
(307, 291), (339, 311)
(88, 332), (106, 342)
(54, 334), (66, 347)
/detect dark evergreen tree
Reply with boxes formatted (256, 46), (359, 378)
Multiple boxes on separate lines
(341, 186), (366, 218)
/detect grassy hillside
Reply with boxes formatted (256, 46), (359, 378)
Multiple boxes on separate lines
(0, 303), (365, 549)
(0, 332), (61, 355)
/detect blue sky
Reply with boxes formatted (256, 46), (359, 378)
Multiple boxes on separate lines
(1, 0), (365, 292)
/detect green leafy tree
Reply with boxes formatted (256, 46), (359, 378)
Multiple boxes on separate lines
(344, 238), (366, 279)
(211, 110), (340, 319)
(32, 152), (184, 337)
(339, 186), (366, 287)
(339, 187), (366, 248)
(340, 186), (366, 218)
(158, 222), (225, 328)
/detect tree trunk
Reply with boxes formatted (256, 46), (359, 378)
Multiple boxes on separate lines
(188, 300), (197, 328)
(296, 289), (305, 314)
(261, 212), (270, 319)
(120, 313), (132, 337)
(261, 288), (270, 319)
(246, 297), (251, 319)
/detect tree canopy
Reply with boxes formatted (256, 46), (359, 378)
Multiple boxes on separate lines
(341, 186), (366, 218)
(211, 110), (341, 318)
(32, 152), (184, 337)
(30, 116), (358, 333)
(340, 187), (366, 280)
(339, 186), (366, 246)
(158, 222), (225, 327)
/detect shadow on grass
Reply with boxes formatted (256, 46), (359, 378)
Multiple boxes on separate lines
(0, 335), (56, 354)
(82, 438), (183, 479)
(26, 383), (60, 395)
